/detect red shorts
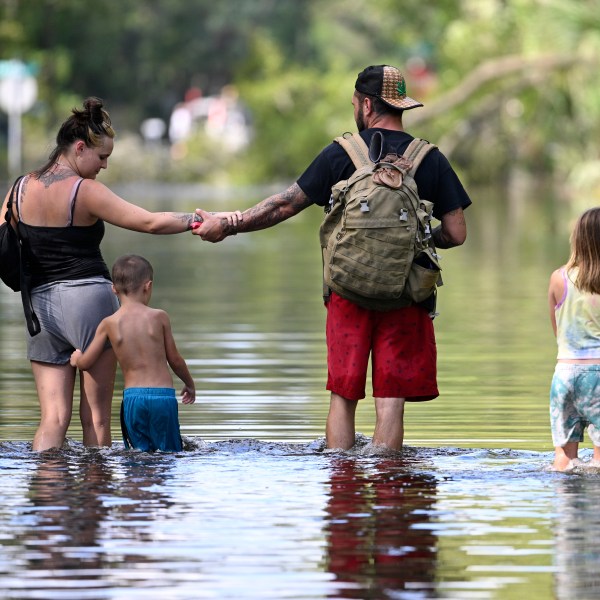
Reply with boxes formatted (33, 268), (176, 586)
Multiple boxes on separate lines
(325, 292), (438, 402)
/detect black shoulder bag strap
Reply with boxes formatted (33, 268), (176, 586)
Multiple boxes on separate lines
(4, 175), (23, 227)
(12, 176), (41, 337)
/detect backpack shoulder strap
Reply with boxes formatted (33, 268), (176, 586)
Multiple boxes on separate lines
(402, 138), (437, 177)
(334, 133), (371, 169)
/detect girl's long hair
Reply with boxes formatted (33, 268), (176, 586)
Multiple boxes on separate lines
(567, 207), (600, 294)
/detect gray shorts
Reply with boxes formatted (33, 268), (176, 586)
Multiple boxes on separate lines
(27, 277), (119, 364)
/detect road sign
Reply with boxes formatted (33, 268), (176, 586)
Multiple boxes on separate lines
(0, 60), (38, 115)
(0, 59), (39, 176)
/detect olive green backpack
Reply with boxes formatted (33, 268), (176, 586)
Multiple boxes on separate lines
(319, 132), (442, 312)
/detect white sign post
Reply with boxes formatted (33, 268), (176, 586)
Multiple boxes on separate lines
(0, 60), (38, 178)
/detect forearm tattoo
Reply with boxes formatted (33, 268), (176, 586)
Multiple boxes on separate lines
(166, 213), (195, 230)
(432, 209), (466, 249)
(237, 183), (312, 233)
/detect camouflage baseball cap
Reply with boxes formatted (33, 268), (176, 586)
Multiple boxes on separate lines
(355, 65), (423, 110)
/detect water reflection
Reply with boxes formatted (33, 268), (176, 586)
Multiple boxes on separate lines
(553, 474), (600, 600)
(325, 457), (438, 599)
(0, 443), (587, 599)
(17, 451), (115, 595)
(11, 449), (177, 597)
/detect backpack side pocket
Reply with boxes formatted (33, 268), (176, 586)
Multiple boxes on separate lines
(404, 249), (441, 303)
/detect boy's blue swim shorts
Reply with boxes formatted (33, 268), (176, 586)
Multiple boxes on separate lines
(121, 387), (183, 452)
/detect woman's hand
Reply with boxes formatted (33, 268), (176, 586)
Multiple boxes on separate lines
(191, 208), (243, 242)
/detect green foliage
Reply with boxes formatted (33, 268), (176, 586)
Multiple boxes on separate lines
(233, 34), (353, 183)
(1, 0), (600, 198)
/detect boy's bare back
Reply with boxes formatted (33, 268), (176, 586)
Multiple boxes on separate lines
(104, 302), (177, 389)
(71, 256), (195, 404)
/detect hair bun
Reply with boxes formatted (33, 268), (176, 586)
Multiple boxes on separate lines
(80, 96), (112, 130)
(82, 97), (105, 124)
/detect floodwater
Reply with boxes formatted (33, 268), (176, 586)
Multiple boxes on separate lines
(0, 182), (598, 599)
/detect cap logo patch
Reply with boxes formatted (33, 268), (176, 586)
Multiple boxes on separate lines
(355, 65), (423, 110)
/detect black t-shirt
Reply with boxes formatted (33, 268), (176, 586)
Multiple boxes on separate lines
(297, 128), (472, 220)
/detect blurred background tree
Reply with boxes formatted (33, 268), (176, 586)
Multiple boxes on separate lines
(0, 0), (598, 204)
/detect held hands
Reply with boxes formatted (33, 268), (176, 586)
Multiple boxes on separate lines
(181, 385), (196, 405)
(191, 208), (243, 242)
(70, 349), (82, 368)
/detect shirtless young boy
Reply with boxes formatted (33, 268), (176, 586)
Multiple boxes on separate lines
(70, 254), (195, 452)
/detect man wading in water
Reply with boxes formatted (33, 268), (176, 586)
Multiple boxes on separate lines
(193, 64), (471, 451)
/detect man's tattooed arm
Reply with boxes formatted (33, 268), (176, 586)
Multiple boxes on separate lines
(194, 183), (313, 242)
(431, 208), (467, 249)
(236, 183), (313, 233)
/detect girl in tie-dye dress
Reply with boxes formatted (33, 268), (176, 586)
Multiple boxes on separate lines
(549, 207), (600, 471)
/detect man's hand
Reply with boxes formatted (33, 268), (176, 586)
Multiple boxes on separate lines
(191, 208), (243, 242)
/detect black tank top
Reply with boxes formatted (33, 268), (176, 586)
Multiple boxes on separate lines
(16, 177), (111, 288)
